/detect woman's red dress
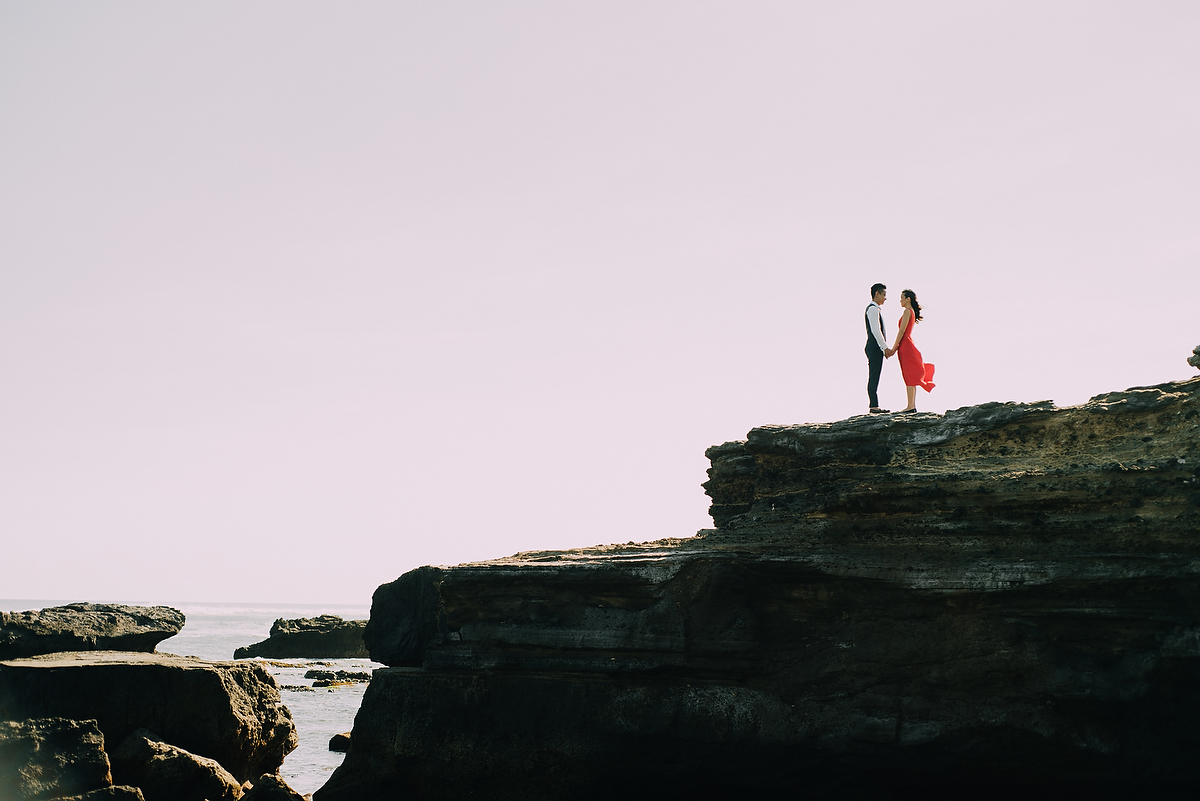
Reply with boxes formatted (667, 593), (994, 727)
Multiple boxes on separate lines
(897, 312), (935, 392)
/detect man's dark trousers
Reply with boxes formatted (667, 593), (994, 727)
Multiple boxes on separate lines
(866, 343), (884, 409)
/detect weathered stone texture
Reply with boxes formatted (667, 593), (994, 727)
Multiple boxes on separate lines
(0, 653), (297, 784)
(109, 730), (241, 801)
(234, 617), (367, 659)
(0, 605), (184, 660)
(0, 718), (112, 801)
(317, 378), (1200, 799)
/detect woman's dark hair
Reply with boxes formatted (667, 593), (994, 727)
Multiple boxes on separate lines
(902, 289), (923, 321)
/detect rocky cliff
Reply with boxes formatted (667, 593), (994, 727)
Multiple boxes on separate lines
(317, 378), (1200, 800)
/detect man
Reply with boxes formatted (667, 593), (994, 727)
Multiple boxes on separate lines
(865, 283), (889, 413)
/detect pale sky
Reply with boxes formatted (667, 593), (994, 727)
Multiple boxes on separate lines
(2, 1), (1197, 604)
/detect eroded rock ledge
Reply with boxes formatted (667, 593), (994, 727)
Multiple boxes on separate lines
(318, 378), (1200, 800)
(0, 604), (184, 660)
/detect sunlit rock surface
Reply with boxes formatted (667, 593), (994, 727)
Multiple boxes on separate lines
(318, 378), (1200, 800)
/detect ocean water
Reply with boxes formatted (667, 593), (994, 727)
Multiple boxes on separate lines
(2, 600), (379, 797)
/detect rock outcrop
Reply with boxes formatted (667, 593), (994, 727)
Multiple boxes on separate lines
(0, 605), (184, 660)
(317, 378), (1200, 800)
(239, 775), (305, 801)
(1188, 344), (1200, 370)
(233, 617), (367, 659)
(0, 653), (297, 785)
(109, 730), (242, 801)
(0, 718), (113, 801)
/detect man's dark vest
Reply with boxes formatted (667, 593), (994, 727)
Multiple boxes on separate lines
(865, 304), (885, 353)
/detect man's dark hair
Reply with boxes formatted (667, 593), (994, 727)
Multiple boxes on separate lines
(870, 283), (886, 297)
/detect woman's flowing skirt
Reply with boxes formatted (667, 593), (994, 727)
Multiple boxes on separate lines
(898, 339), (935, 392)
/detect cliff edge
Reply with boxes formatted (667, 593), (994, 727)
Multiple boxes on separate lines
(317, 378), (1200, 800)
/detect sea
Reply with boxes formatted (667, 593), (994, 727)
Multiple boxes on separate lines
(2, 600), (380, 797)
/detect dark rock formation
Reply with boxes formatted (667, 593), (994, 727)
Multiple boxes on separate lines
(317, 378), (1200, 800)
(303, 670), (370, 684)
(1189, 344), (1200, 370)
(327, 733), (350, 753)
(0, 718), (112, 800)
(109, 730), (241, 801)
(0, 605), (184, 660)
(233, 617), (367, 660)
(240, 775), (305, 801)
(56, 790), (144, 801)
(0, 653), (297, 784)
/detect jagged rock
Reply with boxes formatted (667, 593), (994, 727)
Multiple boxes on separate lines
(56, 789), (144, 800)
(327, 733), (350, 753)
(109, 729), (242, 801)
(1189, 344), (1200, 370)
(0, 652), (297, 784)
(318, 378), (1200, 800)
(0, 718), (112, 800)
(240, 774), (304, 801)
(56, 790), (144, 801)
(234, 617), (367, 659)
(0, 605), (184, 660)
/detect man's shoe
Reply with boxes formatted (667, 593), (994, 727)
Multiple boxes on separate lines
(869, 407), (889, 414)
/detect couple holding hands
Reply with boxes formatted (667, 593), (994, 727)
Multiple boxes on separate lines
(865, 282), (935, 414)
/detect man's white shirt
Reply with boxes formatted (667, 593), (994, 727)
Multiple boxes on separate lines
(866, 303), (888, 351)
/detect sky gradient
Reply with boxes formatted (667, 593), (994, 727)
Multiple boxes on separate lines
(2, 1), (1198, 604)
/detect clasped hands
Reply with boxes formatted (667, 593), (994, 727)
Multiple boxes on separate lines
(884, 347), (896, 358)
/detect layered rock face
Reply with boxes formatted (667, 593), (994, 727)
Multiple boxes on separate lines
(0, 653), (297, 785)
(234, 616), (367, 659)
(0, 605), (184, 660)
(317, 378), (1200, 800)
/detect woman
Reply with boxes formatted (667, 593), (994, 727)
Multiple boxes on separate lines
(885, 289), (935, 412)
